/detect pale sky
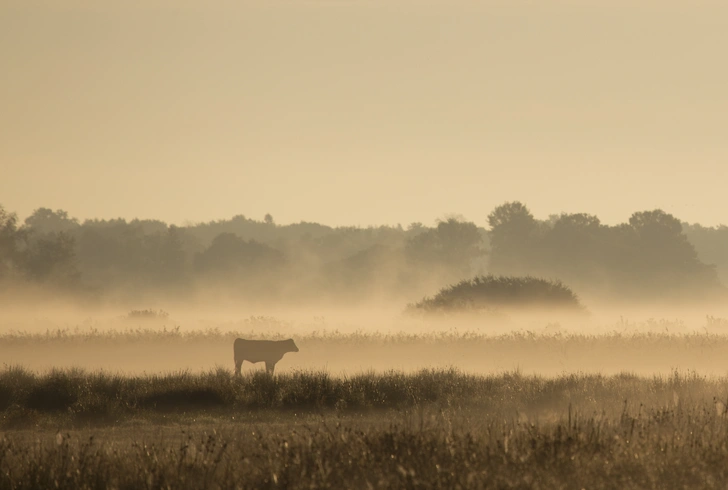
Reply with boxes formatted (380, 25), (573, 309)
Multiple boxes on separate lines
(2, 1), (727, 228)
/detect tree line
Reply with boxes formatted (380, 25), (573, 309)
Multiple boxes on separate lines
(0, 202), (725, 304)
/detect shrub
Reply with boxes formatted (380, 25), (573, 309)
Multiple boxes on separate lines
(409, 275), (585, 314)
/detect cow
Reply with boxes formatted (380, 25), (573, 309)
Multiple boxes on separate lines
(233, 338), (299, 375)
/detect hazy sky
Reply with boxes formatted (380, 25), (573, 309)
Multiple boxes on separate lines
(2, 1), (726, 227)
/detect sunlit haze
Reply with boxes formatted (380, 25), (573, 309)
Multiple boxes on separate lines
(2, 1), (727, 227)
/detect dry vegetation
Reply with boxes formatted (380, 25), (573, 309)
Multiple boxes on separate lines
(4, 315), (728, 488)
(3, 367), (728, 488)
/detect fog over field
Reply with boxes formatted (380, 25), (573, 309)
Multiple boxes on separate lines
(3, 300), (728, 377)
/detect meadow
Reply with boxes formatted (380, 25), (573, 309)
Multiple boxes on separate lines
(2, 368), (728, 488)
(3, 315), (728, 488)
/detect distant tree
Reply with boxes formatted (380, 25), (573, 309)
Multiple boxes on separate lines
(487, 201), (537, 233)
(0, 205), (25, 279)
(153, 225), (189, 285)
(683, 222), (728, 284)
(129, 218), (168, 235)
(24, 208), (79, 235)
(630, 209), (681, 232)
(553, 213), (601, 232)
(434, 218), (483, 270)
(541, 213), (603, 286)
(322, 244), (407, 297)
(483, 203), (722, 301)
(22, 232), (80, 285)
(407, 222), (425, 235)
(624, 209), (719, 293)
(67, 218), (198, 294)
(405, 218), (484, 276)
(194, 233), (285, 278)
(487, 202), (542, 274)
(74, 218), (148, 286)
(264, 214), (275, 225)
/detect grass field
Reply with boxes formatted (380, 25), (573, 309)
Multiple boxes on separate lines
(2, 368), (728, 488)
(4, 316), (728, 488)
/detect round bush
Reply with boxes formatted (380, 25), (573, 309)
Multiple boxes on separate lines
(409, 275), (585, 314)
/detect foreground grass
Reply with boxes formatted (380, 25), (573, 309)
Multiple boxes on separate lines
(3, 369), (728, 488)
(3, 392), (728, 489)
(2, 367), (728, 429)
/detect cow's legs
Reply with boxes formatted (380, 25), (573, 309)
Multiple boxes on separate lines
(265, 362), (276, 375)
(234, 359), (242, 376)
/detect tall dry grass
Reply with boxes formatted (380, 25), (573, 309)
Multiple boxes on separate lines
(1, 368), (728, 488)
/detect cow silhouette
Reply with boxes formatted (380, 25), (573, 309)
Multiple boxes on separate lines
(233, 338), (299, 375)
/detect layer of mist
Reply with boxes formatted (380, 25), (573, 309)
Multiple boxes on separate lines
(3, 304), (728, 377)
(2, 202), (728, 378)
